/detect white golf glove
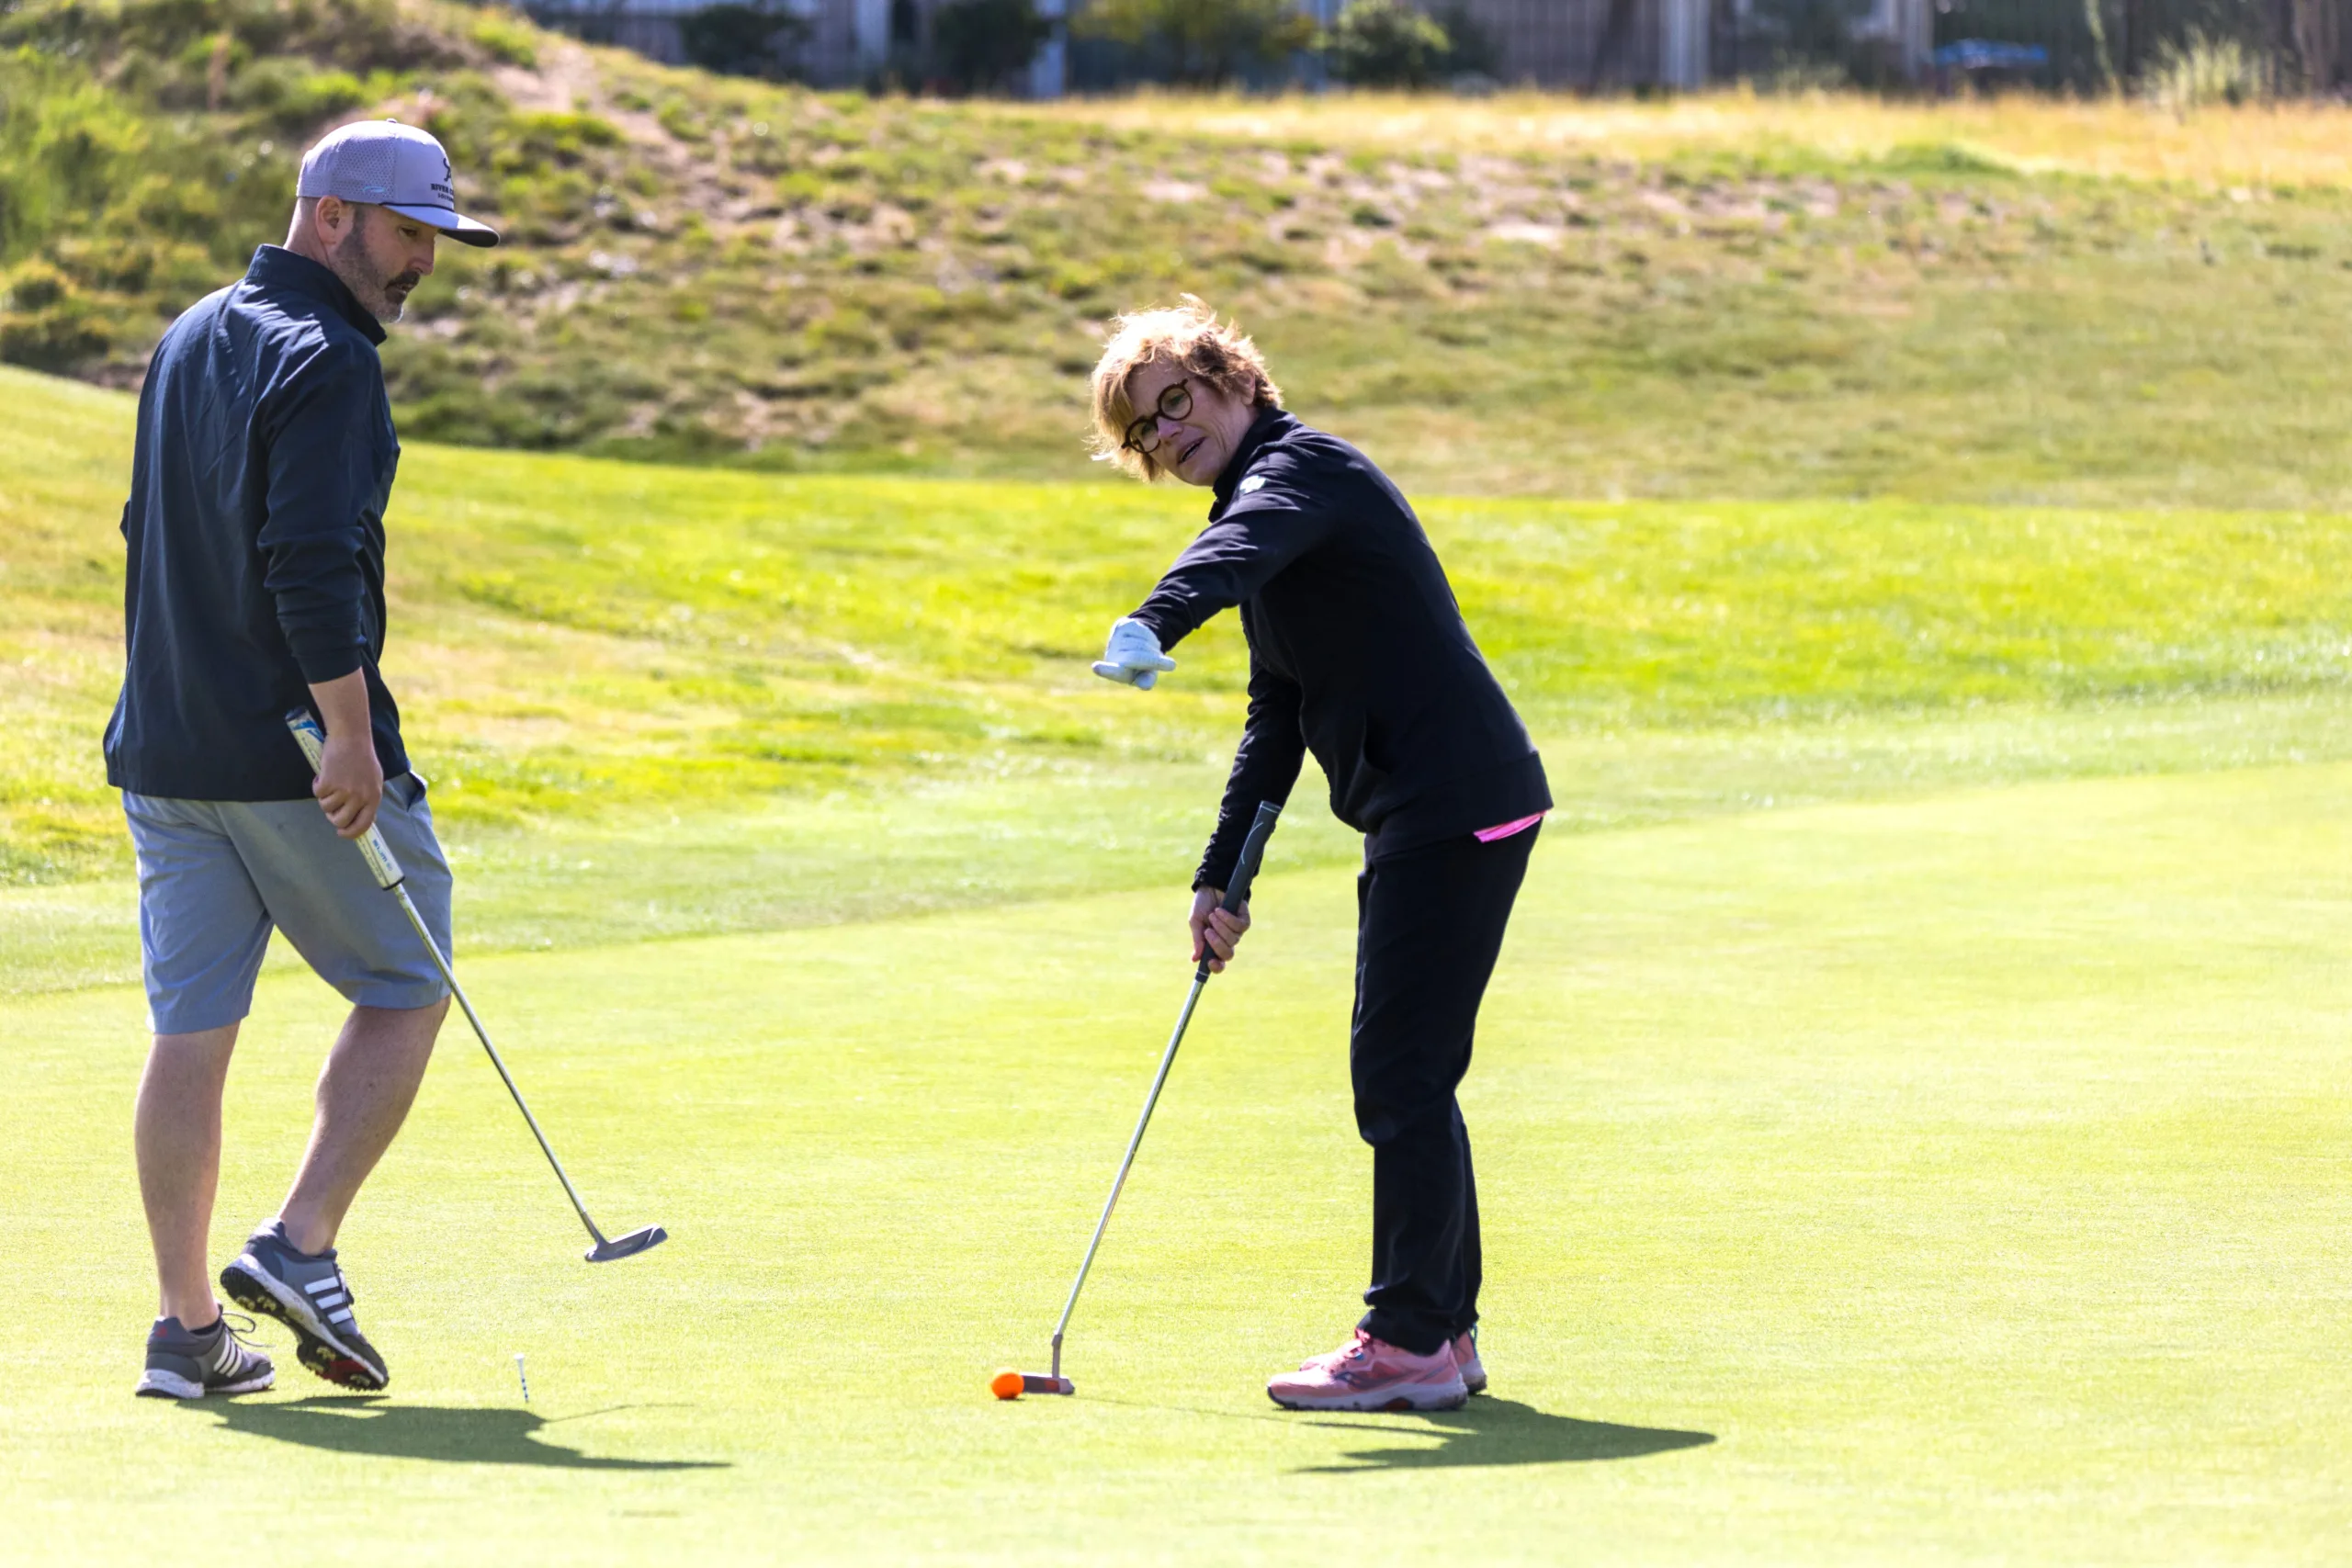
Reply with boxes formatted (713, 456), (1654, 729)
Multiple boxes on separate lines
(1091, 616), (1176, 691)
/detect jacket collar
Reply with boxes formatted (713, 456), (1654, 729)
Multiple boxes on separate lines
(244, 245), (388, 346)
(1212, 407), (1297, 506)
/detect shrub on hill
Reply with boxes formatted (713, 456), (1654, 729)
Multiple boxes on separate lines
(931, 0), (1050, 94)
(1075, 0), (1316, 86)
(677, 0), (807, 80)
(1327, 0), (1452, 89)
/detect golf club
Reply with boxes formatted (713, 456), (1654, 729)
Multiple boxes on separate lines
(287, 710), (667, 1265)
(996, 798), (1283, 1400)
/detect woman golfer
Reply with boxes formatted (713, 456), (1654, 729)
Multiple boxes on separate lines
(1087, 301), (1549, 1412)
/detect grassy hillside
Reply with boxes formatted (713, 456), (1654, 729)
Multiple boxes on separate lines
(6, 1), (2352, 503)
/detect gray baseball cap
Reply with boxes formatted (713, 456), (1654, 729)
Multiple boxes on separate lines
(297, 119), (499, 248)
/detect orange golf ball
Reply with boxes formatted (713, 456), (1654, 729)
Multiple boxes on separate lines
(989, 1369), (1025, 1401)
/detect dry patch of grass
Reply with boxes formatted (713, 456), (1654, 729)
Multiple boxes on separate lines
(1014, 90), (2352, 190)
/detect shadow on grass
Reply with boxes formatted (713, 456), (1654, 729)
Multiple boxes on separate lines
(190, 1394), (729, 1471)
(1299, 1398), (1714, 1472)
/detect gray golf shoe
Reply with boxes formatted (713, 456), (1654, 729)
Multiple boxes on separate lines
(135, 1311), (274, 1400)
(219, 1222), (390, 1390)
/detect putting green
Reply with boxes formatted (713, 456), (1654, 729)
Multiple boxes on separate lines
(6, 758), (2348, 1563)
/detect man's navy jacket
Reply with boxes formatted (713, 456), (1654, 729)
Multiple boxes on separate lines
(104, 245), (410, 801)
(1128, 409), (1550, 892)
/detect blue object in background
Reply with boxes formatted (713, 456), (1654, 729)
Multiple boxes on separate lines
(1932, 39), (2052, 71)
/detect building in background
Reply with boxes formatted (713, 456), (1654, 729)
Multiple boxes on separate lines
(526, 0), (918, 80)
(524, 0), (2346, 94)
(526, 0), (1729, 89)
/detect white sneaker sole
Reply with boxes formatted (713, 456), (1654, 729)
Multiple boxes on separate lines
(135, 1366), (273, 1400)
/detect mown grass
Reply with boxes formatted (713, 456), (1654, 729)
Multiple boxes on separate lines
(7, 2), (2352, 503)
(6, 761), (2352, 1562)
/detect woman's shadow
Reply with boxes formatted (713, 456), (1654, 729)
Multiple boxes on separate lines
(190, 1394), (727, 1471)
(1298, 1398), (1713, 1472)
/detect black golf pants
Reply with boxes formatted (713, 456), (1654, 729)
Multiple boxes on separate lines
(1352, 824), (1536, 1357)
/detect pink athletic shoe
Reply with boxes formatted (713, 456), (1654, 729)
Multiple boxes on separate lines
(1267, 1329), (1468, 1412)
(1453, 1331), (1487, 1395)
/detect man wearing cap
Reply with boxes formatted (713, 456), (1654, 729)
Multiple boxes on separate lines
(108, 119), (496, 1401)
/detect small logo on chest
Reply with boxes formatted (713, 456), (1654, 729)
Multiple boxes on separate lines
(1238, 475), (1267, 494)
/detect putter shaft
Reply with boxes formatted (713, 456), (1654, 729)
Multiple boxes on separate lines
(1043, 800), (1282, 1387)
(285, 711), (654, 1260)
(383, 881), (616, 1251)
(1050, 971), (1208, 1382)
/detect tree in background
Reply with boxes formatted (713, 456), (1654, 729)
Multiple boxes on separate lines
(1727, 0), (1862, 89)
(1078, 0), (1316, 86)
(678, 1), (809, 79)
(933, 0), (1052, 92)
(1327, 0), (1451, 87)
(1429, 0), (1498, 77)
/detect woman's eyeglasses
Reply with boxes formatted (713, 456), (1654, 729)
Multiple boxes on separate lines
(1122, 379), (1193, 455)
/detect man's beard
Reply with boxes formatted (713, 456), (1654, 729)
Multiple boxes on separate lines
(333, 216), (421, 322)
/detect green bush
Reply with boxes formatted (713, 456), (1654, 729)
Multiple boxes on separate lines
(678, 3), (808, 81)
(0, 54), (147, 255)
(507, 109), (623, 166)
(1077, 0), (1316, 85)
(226, 57), (368, 126)
(469, 7), (537, 67)
(1428, 2), (1495, 76)
(1326, 0), (1451, 89)
(931, 0), (1049, 94)
(0, 258), (116, 369)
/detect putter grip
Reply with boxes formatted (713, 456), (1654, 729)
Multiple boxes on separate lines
(1219, 801), (1283, 912)
(284, 709), (405, 890)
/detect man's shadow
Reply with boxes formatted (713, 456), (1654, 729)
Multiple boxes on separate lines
(190, 1394), (728, 1471)
(1299, 1398), (1713, 1472)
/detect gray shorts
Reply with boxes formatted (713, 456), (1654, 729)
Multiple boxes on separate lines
(124, 774), (453, 1034)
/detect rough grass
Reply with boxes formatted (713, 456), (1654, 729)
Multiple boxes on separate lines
(15, 359), (2352, 885)
(7, 3), (2352, 502)
(15, 358), (2352, 992)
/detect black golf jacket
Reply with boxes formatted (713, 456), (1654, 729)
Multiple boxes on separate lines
(104, 246), (408, 800)
(1127, 410), (1549, 892)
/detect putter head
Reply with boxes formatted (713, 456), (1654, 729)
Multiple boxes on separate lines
(1023, 1373), (1075, 1395)
(584, 1224), (667, 1263)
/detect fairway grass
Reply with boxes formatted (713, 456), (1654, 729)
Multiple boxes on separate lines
(7, 759), (2348, 1563)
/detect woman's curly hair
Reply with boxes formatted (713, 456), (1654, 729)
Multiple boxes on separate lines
(1089, 297), (1283, 480)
